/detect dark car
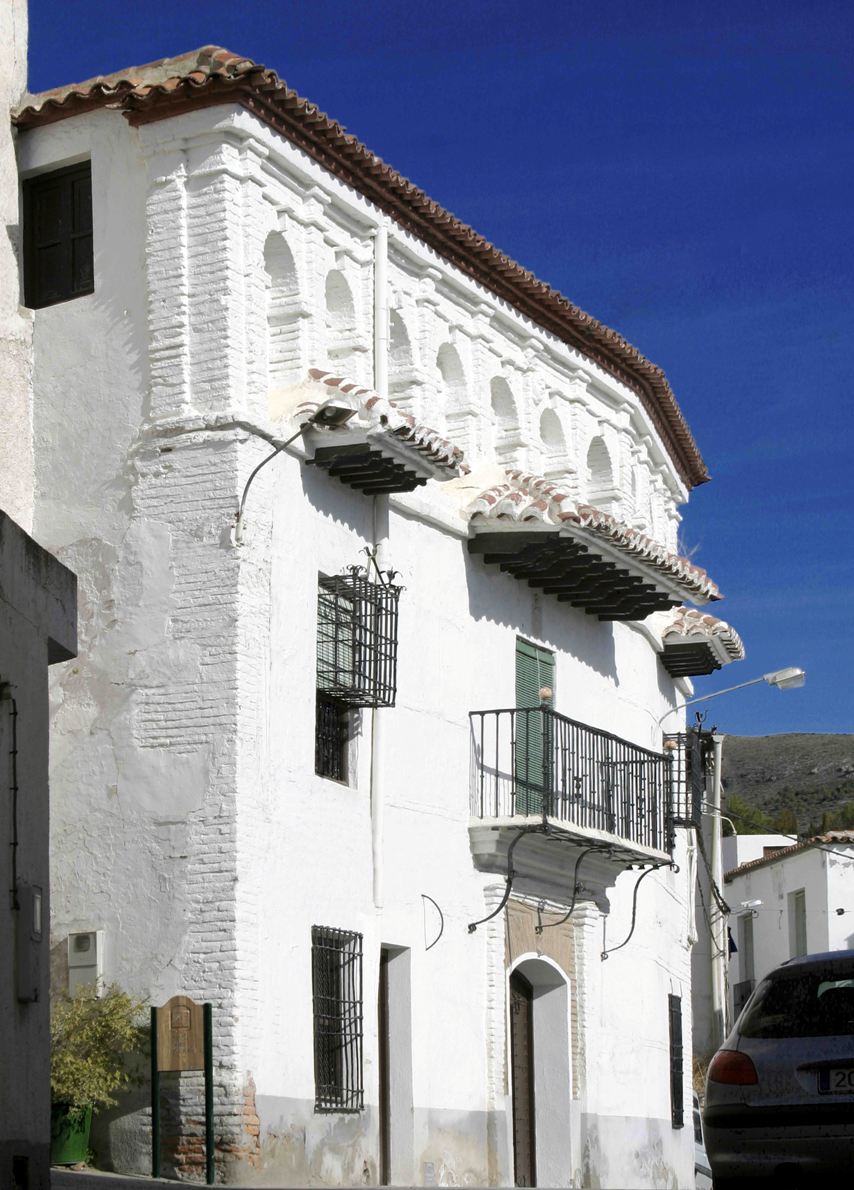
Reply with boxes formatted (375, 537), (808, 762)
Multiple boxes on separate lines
(704, 951), (854, 1186)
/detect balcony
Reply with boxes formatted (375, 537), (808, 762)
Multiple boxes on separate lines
(469, 708), (676, 887)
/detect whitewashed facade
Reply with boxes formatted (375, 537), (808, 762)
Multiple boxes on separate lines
(16, 47), (741, 1187)
(725, 833), (854, 1020)
(0, 6), (78, 1188)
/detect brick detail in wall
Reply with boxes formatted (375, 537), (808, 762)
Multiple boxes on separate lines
(155, 1071), (260, 1181)
(566, 901), (601, 1102)
(144, 154), (191, 419)
(128, 432), (250, 1145)
(186, 156), (247, 415)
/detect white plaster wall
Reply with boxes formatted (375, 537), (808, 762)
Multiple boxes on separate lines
(0, 514), (76, 1188)
(722, 833), (793, 871)
(826, 848), (854, 950)
(727, 848), (831, 992)
(22, 96), (700, 1187)
(0, 0), (33, 531)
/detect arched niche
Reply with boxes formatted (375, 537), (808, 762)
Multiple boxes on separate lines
(539, 408), (567, 480)
(491, 376), (522, 468)
(388, 309), (415, 401)
(325, 269), (357, 367)
(585, 435), (619, 513)
(264, 232), (303, 389)
(438, 343), (473, 449)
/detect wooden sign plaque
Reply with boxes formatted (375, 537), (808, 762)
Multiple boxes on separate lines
(155, 994), (205, 1072)
(151, 996), (215, 1183)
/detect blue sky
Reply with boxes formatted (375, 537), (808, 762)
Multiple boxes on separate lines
(27, 1), (854, 735)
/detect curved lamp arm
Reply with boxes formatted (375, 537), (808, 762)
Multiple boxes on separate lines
(658, 667), (805, 728)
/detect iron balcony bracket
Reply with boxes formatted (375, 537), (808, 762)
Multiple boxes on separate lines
(536, 844), (604, 933)
(600, 864), (663, 961)
(467, 827), (541, 934)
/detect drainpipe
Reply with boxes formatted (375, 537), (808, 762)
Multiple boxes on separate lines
(373, 221), (389, 396)
(371, 221), (389, 909)
(710, 732), (727, 1044)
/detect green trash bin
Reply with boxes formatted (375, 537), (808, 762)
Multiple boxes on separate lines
(50, 1102), (92, 1165)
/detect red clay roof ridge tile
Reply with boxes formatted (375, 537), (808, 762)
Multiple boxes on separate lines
(15, 47), (709, 490)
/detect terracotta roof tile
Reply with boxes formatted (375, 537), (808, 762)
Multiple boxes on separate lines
(14, 47), (708, 490)
(725, 831), (854, 881)
(466, 470), (720, 602)
(662, 607), (745, 662)
(294, 368), (469, 478)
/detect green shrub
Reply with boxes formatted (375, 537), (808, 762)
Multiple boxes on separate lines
(51, 983), (147, 1113)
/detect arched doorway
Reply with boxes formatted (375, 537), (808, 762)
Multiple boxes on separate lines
(508, 957), (572, 1188)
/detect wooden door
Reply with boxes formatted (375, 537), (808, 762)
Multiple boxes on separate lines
(510, 970), (536, 1187)
(378, 949), (390, 1184)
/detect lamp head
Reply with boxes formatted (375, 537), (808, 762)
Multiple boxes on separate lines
(764, 666), (806, 690)
(309, 398), (358, 429)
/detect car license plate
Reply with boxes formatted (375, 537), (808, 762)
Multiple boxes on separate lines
(818, 1068), (854, 1094)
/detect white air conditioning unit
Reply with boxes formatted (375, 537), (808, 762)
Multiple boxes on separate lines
(67, 930), (104, 995)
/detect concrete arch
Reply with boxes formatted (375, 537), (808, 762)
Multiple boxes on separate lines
(325, 269), (357, 366)
(507, 953), (573, 1188)
(264, 232), (303, 390)
(539, 408), (566, 479)
(438, 342), (471, 446)
(389, 309), (413, 373)
(490, 376), (522, 467)
(585, 434), (616, 511)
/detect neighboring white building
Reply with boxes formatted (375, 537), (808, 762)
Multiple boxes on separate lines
(725, 832), (854, 1019)
(15, 46), (744, 1188)
(0, 4), (78, 1188)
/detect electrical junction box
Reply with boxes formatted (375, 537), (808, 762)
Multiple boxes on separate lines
(15, 882), (43, 1004)
(67, 929), (104, 995)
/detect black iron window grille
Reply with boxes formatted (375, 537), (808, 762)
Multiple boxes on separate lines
(23, 162), (94, 309)
(668, 993), (684, 1128)
(316, 567), (401, 709)
(664, 728), (713, 830)
(315, 694), (349, 781)
(311, 926), (363, 1113)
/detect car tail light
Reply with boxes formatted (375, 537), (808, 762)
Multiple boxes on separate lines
(708, 1049), (759, 1085)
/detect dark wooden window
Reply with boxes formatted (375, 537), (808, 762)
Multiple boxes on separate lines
(668, 993), (684, 1128)
(315, 694), (349, 781)
(311, 926), (363, 1112)
(23, 162), (94, 308)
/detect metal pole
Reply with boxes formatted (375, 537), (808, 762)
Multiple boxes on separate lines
(204, 1002), (214, 1185)
(150, 1006), (160, 1179)
(710, 733), (727, 1045)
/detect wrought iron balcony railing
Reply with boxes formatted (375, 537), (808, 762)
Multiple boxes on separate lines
(470, 707), (672, 854)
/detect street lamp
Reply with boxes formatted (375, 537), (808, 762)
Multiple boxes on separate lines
(664, 665), (806, 1054)
(658, 666), (806, 726)
(234, 398), (357, 544)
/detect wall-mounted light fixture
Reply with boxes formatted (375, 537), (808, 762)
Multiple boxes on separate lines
(234, 399), (357, 544)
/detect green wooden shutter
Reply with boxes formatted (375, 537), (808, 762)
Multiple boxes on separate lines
(515, 640), (555, 815)
(669, 994), (684, 1128)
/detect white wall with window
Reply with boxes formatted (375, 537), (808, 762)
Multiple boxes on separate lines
(725, 836), (854, 1022)
(18, 56), (714, 1190)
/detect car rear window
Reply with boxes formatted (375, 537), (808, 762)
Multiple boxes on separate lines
(740, 968), (854, 1038)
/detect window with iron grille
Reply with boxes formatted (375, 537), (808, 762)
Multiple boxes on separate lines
(23, 162), (94, 309)
(316, 568), (400, 708)
(315, 694), (349, 781)
(668, 993), (684, 1128)
(311, 926), (363, 1113)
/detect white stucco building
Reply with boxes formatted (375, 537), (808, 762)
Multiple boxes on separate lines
(725, 832), (854, 1019)
(0, 4), (78, 1187)
(15, 46), (745, 1187)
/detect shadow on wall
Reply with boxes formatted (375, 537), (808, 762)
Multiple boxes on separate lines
(463, 548), (618, 684)
(298, 456), (374, 540)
